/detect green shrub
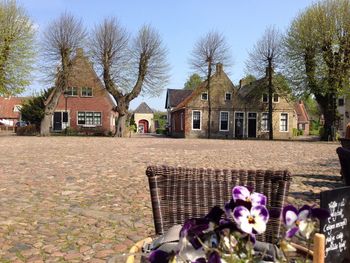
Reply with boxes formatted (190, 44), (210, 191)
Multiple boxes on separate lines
(156, 128), (166, 135)
(64, 127), (78, 136)
(292, 128), (298, 137)
(16, 124), (38, 136)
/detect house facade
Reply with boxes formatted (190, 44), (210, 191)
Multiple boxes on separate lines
(337, 95), (350, 137)
(133, 102), (154, 133)
(52, 48), (117, 134)
(0, 97), (26, 128)
(295, 100), (310, 135)
(168, 64), (297, 139)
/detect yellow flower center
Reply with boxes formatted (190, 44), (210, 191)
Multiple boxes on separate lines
(246, 197), (251, 202)
(248, 215), (255, 224)
(295, 220), (300, 227)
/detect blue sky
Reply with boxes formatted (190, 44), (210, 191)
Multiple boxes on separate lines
(18, 0), (315, 111)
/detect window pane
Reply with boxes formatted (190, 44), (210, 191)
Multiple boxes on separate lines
(201, 93), (208, 100)
(273, 94), (279, 102)
(225, 93), (231, 100)
(262, 94), (268, 102)
(280, 113), (288, 131)
(193, 111), (201, 129)
(220, 112), (229, 130)
(261, 113), (269, 131)
(78, 112), (85, 124)
(93, 112), (101, 125)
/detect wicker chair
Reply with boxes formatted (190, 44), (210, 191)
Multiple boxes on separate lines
(146, 165), (292, 244)
(336, 147), (350, 185)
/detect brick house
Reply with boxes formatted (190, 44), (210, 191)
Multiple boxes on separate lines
(0, 97), (26, 128)
(337, 95), (350, 137)
(133, 102), (154, 133)
(165, 89), (193, 134)
(168, 64), (297, 139)
(294, 100), (310, 135)
(52, 48), (117, 134)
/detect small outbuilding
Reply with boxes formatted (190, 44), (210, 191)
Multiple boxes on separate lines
(134, 102), (154, 133)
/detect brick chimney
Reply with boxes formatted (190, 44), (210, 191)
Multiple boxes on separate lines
(216, 63), (223, 75)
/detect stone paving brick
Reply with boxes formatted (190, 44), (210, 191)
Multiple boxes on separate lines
(0, 136), (341, 261)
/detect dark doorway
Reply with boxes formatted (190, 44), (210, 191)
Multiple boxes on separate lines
(248, 112), (257, 138)
(53, 112), (62, 131)
(235, 112), (244, 138)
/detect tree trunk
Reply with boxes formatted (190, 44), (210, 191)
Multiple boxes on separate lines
(268, 60), (273, 140)
(40, 87), (62, 136)
(115, 114), (127, 137)
(207, 62), (212, 139)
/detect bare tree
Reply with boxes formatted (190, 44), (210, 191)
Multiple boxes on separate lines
(190, 31), (231, 138)
(246, 26), (282, 140)
(40, 12), (86, 136)
(90, 18), (169, 137)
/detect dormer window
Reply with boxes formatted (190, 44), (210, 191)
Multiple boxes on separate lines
(225, 92), (232, 101)
(273, 93), (279, 103)
(13, 105), (22, 112)
(81, 87), (93, 97)
(201, 92), (208, 101)
(262, 93), (268, 103)
(65, 87), (78, 96)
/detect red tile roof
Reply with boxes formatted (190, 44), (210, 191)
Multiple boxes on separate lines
(0, 97), (26, 119)
(295, 100), (309, 123)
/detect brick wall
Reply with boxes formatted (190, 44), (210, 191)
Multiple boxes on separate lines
(54, 50), (117, 134)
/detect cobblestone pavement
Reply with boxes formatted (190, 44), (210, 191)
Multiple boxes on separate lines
(0, 136), (341, 262)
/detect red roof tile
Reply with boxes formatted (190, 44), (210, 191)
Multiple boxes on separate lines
(295, 100), (309, 123)
(0, 97), (26, 119)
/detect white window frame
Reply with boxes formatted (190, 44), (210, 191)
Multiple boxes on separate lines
(247, 112), (257, 137)
(180, 112), (184, 131)
(261, 112), (269, 132)
(234, 111), (245, 137)
(225, 92), (232, 101)
(66, 87), (78, 96)
(280, 113), (289, 132)
(192, 110), (201, 130)
(81, 87), (93, 97)
(262, 93), (268, 103)
(273, 93), (280, 103)
(201, 92), (208, 101)
(219, 111), (229, 131)
(77, 111), (102, 127)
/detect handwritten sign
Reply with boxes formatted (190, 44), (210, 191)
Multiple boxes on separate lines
(320, 186), (350, 263)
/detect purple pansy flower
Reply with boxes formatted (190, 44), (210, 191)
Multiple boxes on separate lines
(233, 205), (269, 235)
(149, 250), (170, 263)
(232, 186), (267, 207)
(282, 205), (330, 239)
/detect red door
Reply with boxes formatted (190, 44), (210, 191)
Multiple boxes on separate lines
(138, 119), (149, 133)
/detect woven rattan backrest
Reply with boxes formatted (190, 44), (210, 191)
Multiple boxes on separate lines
(146, 165), (292, 244)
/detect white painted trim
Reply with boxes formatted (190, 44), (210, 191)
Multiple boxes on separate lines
(233, 111), (245, 137)
(76, 111), (103, 127)
(201, 92), (208, 101)
(219, 111), (229, 131)
(261, 112), (269, 132)
(247, 112), (257, 138)
(180, 112), (184, 131)
(52, 110), (70, 131)
(81, 87), (93, 97)
(225, 92), (232, 101)
(192, 110), (202, 130)
(280, 112), (289, 132)
(273, 93), (280, 103)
